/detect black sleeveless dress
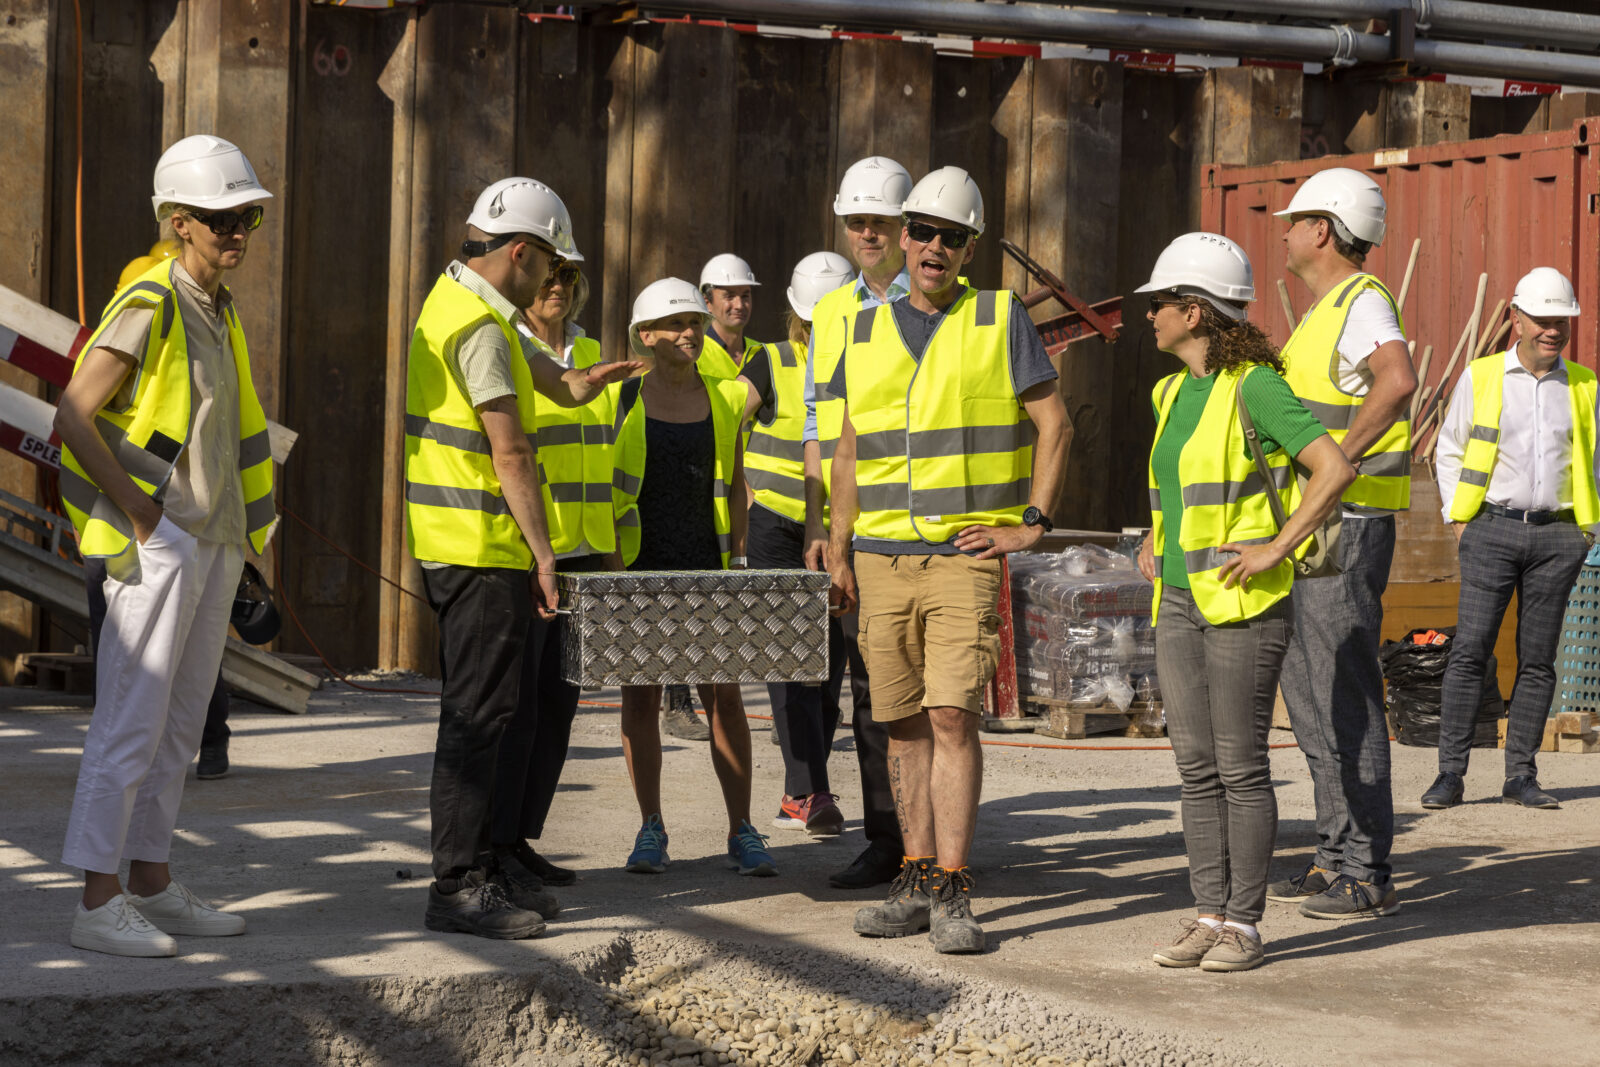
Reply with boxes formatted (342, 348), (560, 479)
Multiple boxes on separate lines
(627, 414), (723, 572)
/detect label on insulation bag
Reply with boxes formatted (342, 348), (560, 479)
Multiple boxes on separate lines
(557, 569), (830, 686)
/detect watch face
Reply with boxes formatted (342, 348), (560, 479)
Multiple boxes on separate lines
(1023, 506), (1041, 525)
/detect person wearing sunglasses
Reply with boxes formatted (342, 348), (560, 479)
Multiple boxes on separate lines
(483, 256), (614, 899)
(56, 135), (278, 958)
(1134, 233), (1354, 973)
(805, 155), (914, 892)
(405, 177), (640, 942)
(824, 167), (1070, 955)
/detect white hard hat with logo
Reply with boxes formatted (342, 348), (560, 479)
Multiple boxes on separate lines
(1134, 232), (1256, 321)
(700, 254), (761, 291)
(150, 134), (273, 218)
(901, 166), (985, 235)
(834, 156), (913, 217)
(1273, 166), (1386, 249)
(786, 251), (856, 320)
(629, 278), (710, 357)
(466, 177), (584, 262)
(1511, 267), (1581, 317)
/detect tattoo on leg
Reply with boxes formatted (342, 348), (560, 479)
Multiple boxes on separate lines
(888, 754), (908, 831)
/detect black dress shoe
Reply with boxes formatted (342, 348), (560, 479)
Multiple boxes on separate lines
(1420, 771), (1464, 809)
(829, 843), (903, 889)
(512, 842), (577, 887)
(196, 741), (230, 780)
(424, 872), (544, 940)
(1502, 775), (1560, 809)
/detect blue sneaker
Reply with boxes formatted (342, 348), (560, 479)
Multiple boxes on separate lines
(727, 820), (778, 877)
(625, 814), (669, 874)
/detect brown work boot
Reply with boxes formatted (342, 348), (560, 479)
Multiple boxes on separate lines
(662, 685), (711, 741)
(928, 865), (985, 954)
(853, 858), (931, 938)
(1152, 917), (1220, 968)
(1199, 925), (1265, 972)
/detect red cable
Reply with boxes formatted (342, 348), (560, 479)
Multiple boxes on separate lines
(275, 499), (428, 605)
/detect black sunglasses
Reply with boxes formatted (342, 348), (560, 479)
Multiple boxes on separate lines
(904, 218), (972, 249)
(186, 205), (265, 235)
(1148, 294), (1195, 313)
(541, 263), (582, 291)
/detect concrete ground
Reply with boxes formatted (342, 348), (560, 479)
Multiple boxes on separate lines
(2, 678), (1597, 1065)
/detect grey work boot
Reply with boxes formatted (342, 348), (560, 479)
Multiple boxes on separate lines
(853, 858), (931, 938)
(662, 685), (711, 741)
(928, 865), (985, 954)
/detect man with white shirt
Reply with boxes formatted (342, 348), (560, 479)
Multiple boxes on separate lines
(1424, 268), (1596, 811)
(1263, 168), (1418, 921)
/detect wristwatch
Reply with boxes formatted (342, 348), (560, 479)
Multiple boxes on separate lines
(1021, 506), (1054, 533)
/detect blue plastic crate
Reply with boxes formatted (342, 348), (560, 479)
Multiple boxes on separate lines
(1554, 561), (1600, 716)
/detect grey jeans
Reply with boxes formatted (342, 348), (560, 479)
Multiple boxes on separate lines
(1439, 511), (1588, 780)
(1279, 513), (1395, 885)
(1156, 585), (1292, 925)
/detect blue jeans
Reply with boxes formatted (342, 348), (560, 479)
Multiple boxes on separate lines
(1278, 514), (1395, 885)
(1157, 586), (1291, 924)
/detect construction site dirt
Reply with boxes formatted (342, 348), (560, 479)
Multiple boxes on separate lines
(2, 682), (1595, 1067)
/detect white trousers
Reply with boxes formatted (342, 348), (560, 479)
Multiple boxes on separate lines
(62, 516), (242, 873)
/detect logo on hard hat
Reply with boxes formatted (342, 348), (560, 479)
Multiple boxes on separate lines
(487, 193), (506, 219)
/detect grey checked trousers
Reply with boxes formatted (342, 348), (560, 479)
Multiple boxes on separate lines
(1278, 514), (1396, 886)
(1438, 511), (1587, 781)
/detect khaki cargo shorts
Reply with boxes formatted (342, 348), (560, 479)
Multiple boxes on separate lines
(854, 551), (1003, 722)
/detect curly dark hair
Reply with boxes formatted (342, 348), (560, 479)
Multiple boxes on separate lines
(1174, 299), (1284, 376)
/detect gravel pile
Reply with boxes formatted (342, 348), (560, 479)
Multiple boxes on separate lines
(552, 932), (1272, 1067)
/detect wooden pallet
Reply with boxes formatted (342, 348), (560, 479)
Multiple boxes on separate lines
(1025, 697), (1165, 739)
(14, 652), (95, 695)
(1545, 711), (1599, 754)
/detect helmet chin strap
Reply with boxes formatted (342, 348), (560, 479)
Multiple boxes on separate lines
(460, 233), (516, 260)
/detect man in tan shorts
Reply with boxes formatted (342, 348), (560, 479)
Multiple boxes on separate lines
(824, 166), (1070, 953)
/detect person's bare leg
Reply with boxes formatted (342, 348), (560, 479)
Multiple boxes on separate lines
(929, 706), (982, 870)
(125, 860), (171, 897)
(886, 711), (935, 857)
(620, 685), (664, 820)
(83, 871), (124, 910)
(701, 682), (753, 834)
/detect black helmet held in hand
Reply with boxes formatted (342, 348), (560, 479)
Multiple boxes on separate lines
(231, 561), (281, 645)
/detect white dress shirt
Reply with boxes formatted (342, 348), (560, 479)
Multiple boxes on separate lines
(1435, 346), (1600, 525)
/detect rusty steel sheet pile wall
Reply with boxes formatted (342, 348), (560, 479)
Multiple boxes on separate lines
(1202, 118), (1600, 378)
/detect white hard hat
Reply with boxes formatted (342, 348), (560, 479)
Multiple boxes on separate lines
(466, 177), (584, 262)
(902, 166), (985, 235)
(833, 156), (913, 217)
(700, 253), (760, 291)
(786, 251), (856, 320)
(1511, 267), (1581, 318)
(629, 278), (710, 358)
(1273, 166), (1386, 248)
(1133, 232), (1255, 320)
(150, 134), (273, 219)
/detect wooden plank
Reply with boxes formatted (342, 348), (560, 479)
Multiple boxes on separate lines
(932, 53), (1025, 291)
(599, 30), (635, 365)
(992, 56), (1034, 298)
(1548, 91), (1600, 132)
(284, 4), (408, 670)
(1209, 66), (1302, 166)
(834, 38), (934, 185)
(1390, 81), (1472, 147)
(0, 0), (55, 679)
(1030, 58), (1123, 533)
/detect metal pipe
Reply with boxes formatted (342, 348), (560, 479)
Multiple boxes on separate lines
(613, 0), (1600, 88)
(626, 0), (1395, 64)
(1028, 0), (1600, 51)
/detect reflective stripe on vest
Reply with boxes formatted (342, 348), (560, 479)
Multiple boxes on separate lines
(1279, 273), (1411, 510)
(60, 259), (276, 564)
(746, 340), (810, 522)
(526, 333), (618, 555)
(1448, 352), (1600, 525)
(404, 272), (540, 568)
(611, 371), (744, 567)
(843, 288), (1032, 544)
(1147, 366), (1301, 626)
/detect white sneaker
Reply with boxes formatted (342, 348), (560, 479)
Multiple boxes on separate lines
(126, 880), (246, 937)
(70, 895), (178, 958)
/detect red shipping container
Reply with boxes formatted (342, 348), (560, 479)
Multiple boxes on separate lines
(1201, 117), (1600, 397)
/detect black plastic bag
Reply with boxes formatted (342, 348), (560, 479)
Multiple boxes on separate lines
(1382, 627), (1505, 748)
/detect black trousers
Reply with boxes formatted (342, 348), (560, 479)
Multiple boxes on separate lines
(422, 564), (531, 882)
(490, 553), (606, 847)
(87, 557), (228, 745)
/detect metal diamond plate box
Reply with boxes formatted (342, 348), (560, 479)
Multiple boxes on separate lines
(558, 569), (830, 686)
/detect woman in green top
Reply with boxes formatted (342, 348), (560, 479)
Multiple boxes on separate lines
(1135, 233), (1354, 973)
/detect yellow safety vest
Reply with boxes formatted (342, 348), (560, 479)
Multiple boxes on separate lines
(1279, 273), (1411, 510)
(526, 331), (618, 556)
(1147, 366), (1302, 626)
(810, 280), (863, 515)
(60, 260), (276, 567)
(611, 371), (746, 567)
(745, 340), (809, 523)
(404, 272), (540, 569)
(843, 288), (1032, 543)
(1448, 352), (1600, 525)
(699, 330), (762, 381)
